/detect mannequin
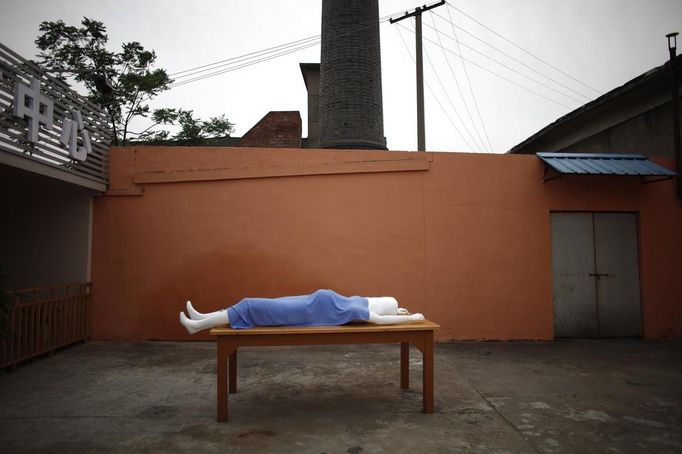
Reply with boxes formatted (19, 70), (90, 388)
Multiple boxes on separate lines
(179, 289), (425, 334)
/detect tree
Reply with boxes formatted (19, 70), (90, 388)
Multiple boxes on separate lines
(36, 18), (173, 145)
(35, 18), (173, 145)
(35, 17), (232, 146)
(136, 109), (234, 144)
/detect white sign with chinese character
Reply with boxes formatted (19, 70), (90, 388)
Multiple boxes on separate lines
(12, 77), (91, 162)
(60, 110), (92, 161)
(1, 43), (110, 188)
(12, 77), (54, 143)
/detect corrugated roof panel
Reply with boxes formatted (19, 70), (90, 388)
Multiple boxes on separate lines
(582, 159), (613, 174)
(537, 153), (676, 179)
(606, 158), (631, 174)
(550, 158), (580, 173)
(616, 157), (673, 175)
(635, 159), (672, 175)
(621, 159), (648, 175)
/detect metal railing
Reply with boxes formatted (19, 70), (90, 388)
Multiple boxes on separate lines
(0, 283), (91, 370)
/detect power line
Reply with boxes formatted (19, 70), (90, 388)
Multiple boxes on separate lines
(421, 19), (586, 105)
(171, 41), (319, 88)
(396, 25), (478, 152)
(445, 1), (602, 95)
(396, 23), (573, 109)
(429, 11), (490, 152)
(423, 21), (487, 152)
(444, 6), (494, 152)
(431, 8), (593, 102)
(171, 35), (320, 79)
(167, 12), (400, 88)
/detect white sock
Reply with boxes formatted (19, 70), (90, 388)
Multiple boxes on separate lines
(186, 301), (205, 320)
(179, 311), (229, 334)
(186, 300), (227, 320)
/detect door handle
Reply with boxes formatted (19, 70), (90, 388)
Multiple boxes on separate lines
(589, 273), (610, 278)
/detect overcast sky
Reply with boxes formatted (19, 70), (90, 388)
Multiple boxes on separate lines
(1, 0), (681, 153)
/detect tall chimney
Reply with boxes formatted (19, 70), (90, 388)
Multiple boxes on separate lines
(319, 0), (387, 150)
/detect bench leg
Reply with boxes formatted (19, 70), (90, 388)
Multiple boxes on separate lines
(229, 350), (237, 393)
(217, 338), (228, 422)
(422, 331), (434, 413)
(400, 342), (410, 389)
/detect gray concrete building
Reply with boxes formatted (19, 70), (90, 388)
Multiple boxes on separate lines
(509, 55), (682, 157)
(300, 63), (321, 149)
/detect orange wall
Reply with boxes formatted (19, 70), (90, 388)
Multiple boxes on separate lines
(92, 147), (682, 341)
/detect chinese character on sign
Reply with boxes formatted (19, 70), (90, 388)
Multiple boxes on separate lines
(60, 111), (92, 161)
(12, 77), (54, 142)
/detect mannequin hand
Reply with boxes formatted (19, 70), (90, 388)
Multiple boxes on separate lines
(411, 313), (425, 321)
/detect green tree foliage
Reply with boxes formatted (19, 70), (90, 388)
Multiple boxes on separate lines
(35, 17), (234, 146)
(137, 109), (234, 144)
(35, 17), (172, 145)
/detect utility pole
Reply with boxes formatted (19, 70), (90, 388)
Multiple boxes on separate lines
(391, 1), (445, 152)
(667, 32), (681, 199)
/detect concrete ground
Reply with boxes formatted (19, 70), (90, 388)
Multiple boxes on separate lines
(0, 340), (680, 453)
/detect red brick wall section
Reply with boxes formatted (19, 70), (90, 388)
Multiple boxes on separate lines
(237, 111), (302, 148)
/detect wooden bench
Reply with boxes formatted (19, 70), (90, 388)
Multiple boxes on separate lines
(210, 320), (440, 422)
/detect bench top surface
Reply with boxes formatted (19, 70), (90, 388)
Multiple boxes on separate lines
(210, 320), (440, 336)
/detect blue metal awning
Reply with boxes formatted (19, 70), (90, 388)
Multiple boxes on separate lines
(537, 153), (677, 182)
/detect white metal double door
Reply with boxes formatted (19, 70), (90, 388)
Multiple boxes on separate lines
(551, 212), (642, 338)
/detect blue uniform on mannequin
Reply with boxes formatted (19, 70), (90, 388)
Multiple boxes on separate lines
(179, 289), (425, 334)
(228, 289), (369, 329)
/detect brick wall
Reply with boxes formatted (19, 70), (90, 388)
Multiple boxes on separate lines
(319, 0), (386, 149)
(237, 111), (302, 148)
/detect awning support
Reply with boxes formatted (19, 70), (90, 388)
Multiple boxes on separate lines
(641, 175), (674, 184)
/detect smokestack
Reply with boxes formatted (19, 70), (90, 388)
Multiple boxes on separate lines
(319, 0), (387, 150)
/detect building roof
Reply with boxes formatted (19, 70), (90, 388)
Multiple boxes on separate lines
(537, 152), (676, 180)
(509, 54), (682, 154)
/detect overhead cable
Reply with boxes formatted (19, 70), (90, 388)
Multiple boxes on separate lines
(443, 7), (494, 152)
(168, 12), (399, 88)
(445, 1), (602, 95)
(420, 20), (585, 105)
(422, 23), (487, 152)
(430, 9), (593, 102)
(396, 25), (478, 152)
(429, 11), (491, 152)
(170, 35), (320, 79)
(397, 23), (573, 109)
(171, 41), (319, 88)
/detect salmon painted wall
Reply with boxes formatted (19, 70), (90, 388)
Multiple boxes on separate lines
(92, 147), (682, 341)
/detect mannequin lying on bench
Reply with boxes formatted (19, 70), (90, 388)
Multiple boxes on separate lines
(179, 289), (425, 334)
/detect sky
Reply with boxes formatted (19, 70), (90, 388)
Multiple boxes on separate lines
(1, 0), (681, 153)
